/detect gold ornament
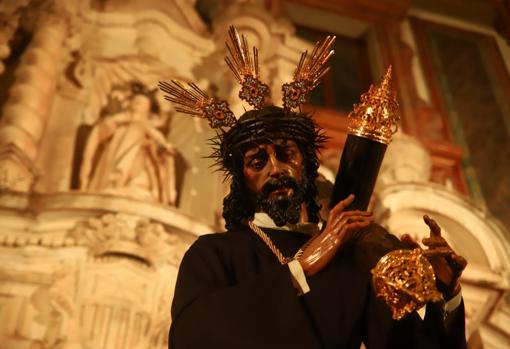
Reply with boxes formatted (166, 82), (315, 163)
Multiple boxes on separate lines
(225, 26), (270, 109)
(158, 80), (236, 129)
(371, 248), (443, 320)
(282, 35), (336, 110)
(247, 221), (315, 265)
(347, 66), (400, 145)
(159, 26), (335, 128)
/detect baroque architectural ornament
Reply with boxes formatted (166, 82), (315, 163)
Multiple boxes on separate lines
(68, 213), (185, 267)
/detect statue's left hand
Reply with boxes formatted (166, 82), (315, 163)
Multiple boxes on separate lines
(401, 215), (467, 301)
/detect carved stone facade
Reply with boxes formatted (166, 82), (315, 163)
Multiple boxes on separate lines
(0, 1), (219, 348)
(0, 0), (509, 348)
(0, 195), (201, 349)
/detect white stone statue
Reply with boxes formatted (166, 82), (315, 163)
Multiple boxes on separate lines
(80, 88), (177, 205)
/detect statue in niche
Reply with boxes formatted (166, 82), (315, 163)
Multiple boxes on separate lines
(80, 82), (177, 205)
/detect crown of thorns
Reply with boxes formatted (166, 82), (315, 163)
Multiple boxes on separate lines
(158, 26), (334, 173)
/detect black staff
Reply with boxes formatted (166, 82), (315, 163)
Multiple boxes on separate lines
(329, 67), (399, 211)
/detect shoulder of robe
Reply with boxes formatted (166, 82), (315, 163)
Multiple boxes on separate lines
(347, 223), (407, 274)
(187, 227), (255, 254)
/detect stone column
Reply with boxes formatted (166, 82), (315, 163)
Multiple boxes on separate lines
(0, 14), (68, 192)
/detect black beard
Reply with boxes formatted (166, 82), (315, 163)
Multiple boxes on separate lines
(255, 175), (306, 227)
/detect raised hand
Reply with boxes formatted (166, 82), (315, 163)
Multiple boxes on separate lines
(401, 215), (467, 300)
(298, 194), (373, 276)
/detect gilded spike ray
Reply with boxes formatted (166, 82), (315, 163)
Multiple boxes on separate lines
(224, 26), (270, 109)
(282, 35), (336, 110)
(160, 26), (337, 129)
(158, 80), (236, 129)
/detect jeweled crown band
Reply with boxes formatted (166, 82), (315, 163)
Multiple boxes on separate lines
(213, 106), (327, 172)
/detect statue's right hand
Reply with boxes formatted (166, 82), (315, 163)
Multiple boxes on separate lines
(298, 194), (373, 276)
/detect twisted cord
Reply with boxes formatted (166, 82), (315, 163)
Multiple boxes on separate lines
(248, 221), (317, 265)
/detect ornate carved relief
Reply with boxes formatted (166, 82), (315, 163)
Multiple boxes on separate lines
(70, 214), (187, 349)
(67, 213), (187, 267)
(0, 145), (39, 193)
(0, 256), (80, 349)
(0, 211), (190, 349)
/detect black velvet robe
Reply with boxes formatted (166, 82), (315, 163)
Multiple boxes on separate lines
(170, 224), (466, 349)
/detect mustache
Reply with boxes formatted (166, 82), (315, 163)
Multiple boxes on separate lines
(260, 176), (299, 198)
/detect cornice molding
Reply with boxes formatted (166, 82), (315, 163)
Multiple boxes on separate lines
(285, 0), (410, 22)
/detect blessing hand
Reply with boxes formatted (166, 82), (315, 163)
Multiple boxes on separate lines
(401, 215), (467, 301)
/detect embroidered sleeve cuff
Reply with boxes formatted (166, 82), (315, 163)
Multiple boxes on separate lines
(288, 260), (310, 295)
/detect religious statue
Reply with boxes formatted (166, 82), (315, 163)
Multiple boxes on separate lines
(158, 26), (467, 349)
(80, 83), (177, 205)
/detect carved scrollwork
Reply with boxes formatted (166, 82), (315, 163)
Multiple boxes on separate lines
(67, 213), (186, 267)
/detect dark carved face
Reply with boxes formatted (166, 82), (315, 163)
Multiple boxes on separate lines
(242, 139), (307, 226)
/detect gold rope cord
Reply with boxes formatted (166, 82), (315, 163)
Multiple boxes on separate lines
(247, 221), (316, 265)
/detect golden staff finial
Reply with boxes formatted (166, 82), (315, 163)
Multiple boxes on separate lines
(347, 65), (400, 145)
